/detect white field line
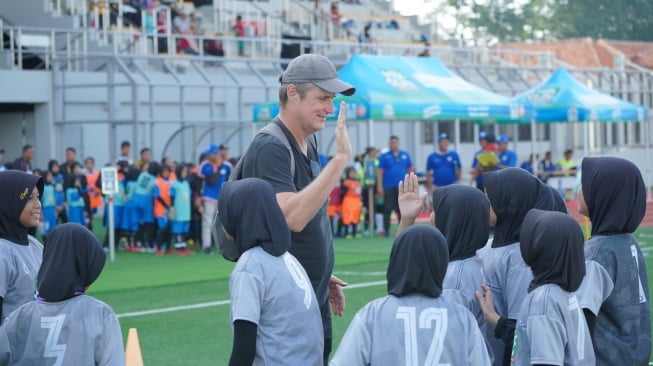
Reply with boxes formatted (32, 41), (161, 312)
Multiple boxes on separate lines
(334, 271), (386, 276)
(116, 280), (387, 319)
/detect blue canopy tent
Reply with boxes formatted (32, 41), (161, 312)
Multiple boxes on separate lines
(253, 54), (527, 148)
(511, 67), (649, 193)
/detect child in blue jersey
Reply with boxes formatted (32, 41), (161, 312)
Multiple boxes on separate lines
(171, 164), (192, 255)
(218, 178), (323, 366)
(133, 162), (158, 252)
(65, 173), (87, 226)
(47, 160), (66, 224)
(40, 171), (57, 243)
(122, 166), (141, 251)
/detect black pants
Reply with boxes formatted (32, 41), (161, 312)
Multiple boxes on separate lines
(383, 188), (400, 234)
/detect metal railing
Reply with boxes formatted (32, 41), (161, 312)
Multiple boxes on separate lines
(1, 23), (562, 72)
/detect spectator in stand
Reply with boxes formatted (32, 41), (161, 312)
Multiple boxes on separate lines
(496, 134), (517, 169)
(417, 42), (430, 57)
(134, 147), (152, 171)
(358, 23), (374, 53)
(174, 7), (200, 54)
(329, 2), (342, 38)
(233, 15), (246, 57)
(0, 149), (5, 171)
(12, 145), (34, 174)
(376, 136), (413, 237)
(116, 140), (132, 164)
(425, 132), (461, 192)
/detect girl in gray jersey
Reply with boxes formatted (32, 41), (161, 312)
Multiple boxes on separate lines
(575, 157), (650, 365)
(0, 170), (44, 325)
(0, 223), (124, 365)
(218, 178), (323, 366)
(431, 185), (490, 333)
(330, 225), (491, 365)
(479, 168), (564, 366)
(478, 209), (595, 365)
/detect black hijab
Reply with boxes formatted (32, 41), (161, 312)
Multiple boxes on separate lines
(581, 157), (646, 235)
(484, 168), (554, 247)
(520, 209), (585, 293)
(387, 225), (448, 298)
(432, 185), (489, 261)
(37, 223), (106, 302)
(218, 178), (290, 258)
(0, 170), (44, 245)
(545, 185), (568, 214)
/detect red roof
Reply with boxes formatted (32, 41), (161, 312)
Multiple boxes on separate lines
(496, 38), (653, 70)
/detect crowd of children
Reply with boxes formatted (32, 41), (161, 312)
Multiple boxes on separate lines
(15, 142), (234, 257)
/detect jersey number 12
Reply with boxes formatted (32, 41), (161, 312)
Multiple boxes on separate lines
(396, 306), (449, 366)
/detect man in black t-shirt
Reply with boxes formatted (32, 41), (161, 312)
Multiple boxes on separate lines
(239, 54), (355, 365)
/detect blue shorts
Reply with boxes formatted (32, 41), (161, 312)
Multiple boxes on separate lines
(157, 216), (171, 229)
(104, 205), (124, 228)
(121, 203), (139, 232)
(171, 221), (190, 235)
(42, 206), (57, 235)
(68, 206), (85, 226)
(134, 194), (154, 224)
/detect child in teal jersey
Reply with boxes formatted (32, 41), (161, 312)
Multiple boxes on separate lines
(133, 162), (158, 252)
(41, 171), (57, 244)
(122, 166), (140, 251)
(65, 175), (86, 226)
(171, 164), (192, 255)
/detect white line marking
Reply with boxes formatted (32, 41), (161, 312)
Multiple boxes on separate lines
(116, 280), (387, 319)
(334, 271), (386, 276)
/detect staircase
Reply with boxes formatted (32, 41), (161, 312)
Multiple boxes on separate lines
(0, 0), (116, 70)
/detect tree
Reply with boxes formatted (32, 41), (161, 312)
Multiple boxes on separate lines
(433, 0), (653, 43)
(549, 0), (653, 41)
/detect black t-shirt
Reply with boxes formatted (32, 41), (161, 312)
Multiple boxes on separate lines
(240, 120), (334, 306)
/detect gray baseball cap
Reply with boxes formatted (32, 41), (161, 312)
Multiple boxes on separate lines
(281, 54), (356, 96)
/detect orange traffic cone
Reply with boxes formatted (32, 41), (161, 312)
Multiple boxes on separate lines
(125, 328), (144, 366)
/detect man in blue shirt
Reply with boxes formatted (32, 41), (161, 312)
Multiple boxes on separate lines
(376, 136), (413, 237)
(425, 133), (461, 193)
(198, 143), (231, 254)
(497, 134), (517, 169)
